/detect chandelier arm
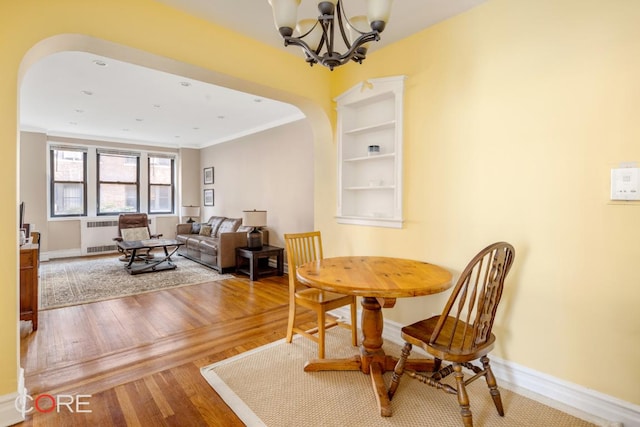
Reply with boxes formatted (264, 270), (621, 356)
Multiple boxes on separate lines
(326, 16), (335, 56)
(297, 20), (318, 39)
(334, 31), (380, 63)
(336, 1), (352, 49)
(316, 31), (328, 56)
(283, 36), (325, 65)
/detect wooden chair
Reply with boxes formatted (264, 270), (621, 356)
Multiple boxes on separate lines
(388, 242), (515, 427)
(284, 231), (358, 359)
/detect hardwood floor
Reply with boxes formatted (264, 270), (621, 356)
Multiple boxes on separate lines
(18, 270), (316, 426)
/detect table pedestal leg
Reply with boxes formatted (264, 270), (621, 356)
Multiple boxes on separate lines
(304, 297), (437, 417)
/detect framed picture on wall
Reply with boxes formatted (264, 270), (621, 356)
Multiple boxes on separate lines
(204, 167), (214, 185)
(204, 189), (214, 206)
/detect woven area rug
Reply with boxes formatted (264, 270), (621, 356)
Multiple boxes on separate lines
(40, 255), (232, 309)
(201, 328), (600, 427)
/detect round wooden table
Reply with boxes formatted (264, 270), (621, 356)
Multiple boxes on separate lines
(297, 256), (452, 417)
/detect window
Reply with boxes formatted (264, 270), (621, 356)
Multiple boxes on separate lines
(148, 155), (174, 214)
(50, 147), (87, 217)
(97, 151), (139, 215)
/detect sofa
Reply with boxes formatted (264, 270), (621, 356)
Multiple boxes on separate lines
(175, 216), (268, 272)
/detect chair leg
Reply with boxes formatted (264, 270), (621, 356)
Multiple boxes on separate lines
(286, 301), (296, 344)
(349, 299), (358, 347)
(433, 357), (442, 372)
(388, 342), (412, 400)
(453, 363), (473, 427)
(481, 356), (504, 416)
(317, 310), (325, 359)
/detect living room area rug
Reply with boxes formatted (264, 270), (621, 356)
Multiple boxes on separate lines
(201, 328), (601, 427)
(40, 255), (233, 310)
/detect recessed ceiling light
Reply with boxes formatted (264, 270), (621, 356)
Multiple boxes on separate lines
(193, 127), (200, 130)
(254, 98), (263, 103)
(135, 118), (143, 122)
(153, 104), (161, 108)
(69, 121), (77, 125)
(81, 90), (93, 96)
(180, 81), (191, 87)
(174, 135), (181, 138)
(75, 109), (84, 113)
(217, 115), (225, 119)
(92, 60), (107, 67)
(122, 128), (129, 131)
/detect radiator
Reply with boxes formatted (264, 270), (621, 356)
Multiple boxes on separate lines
(80, 218), (156, 255)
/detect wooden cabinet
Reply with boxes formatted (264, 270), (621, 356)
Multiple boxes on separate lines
(20, 244), (39, 331)
(335, 76), (406, 228)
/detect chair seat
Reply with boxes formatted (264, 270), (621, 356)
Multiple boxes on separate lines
(401, 316), (496, 363)
(296, 287), (353, 306)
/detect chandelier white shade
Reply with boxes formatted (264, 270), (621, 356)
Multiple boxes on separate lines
(267, 0), (393, 70)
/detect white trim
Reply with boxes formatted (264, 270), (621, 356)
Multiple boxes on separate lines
(330, 307), (639, 427)
(42, 249), (82, 260)
(0, 368), (26, 426)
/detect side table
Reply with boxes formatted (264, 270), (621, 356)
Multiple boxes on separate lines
(235, 245), (284, 281)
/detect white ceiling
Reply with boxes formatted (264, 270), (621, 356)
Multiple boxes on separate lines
(19, 0), (486, 149)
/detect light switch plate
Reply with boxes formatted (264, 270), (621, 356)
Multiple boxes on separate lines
(611, 167), (640, 200)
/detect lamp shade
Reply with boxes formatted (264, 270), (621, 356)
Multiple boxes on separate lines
(347, 15), (371, 46)
(268, 0), (301, 32)
(243, 210), (267, 227)
(296, 19), (323, 51)
(366, 0), (393, 24)
(181, 205), (200, 218)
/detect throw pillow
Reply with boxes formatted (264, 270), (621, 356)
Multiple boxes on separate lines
(191, 222), (202, 234)
(199, 224), (213, 236)
(121, 227), (150, 241)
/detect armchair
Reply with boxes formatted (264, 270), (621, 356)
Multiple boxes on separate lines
(113, 213), (162, 261)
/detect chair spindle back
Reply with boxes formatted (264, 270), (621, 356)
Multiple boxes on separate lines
(430, 242), (515, 353)
(284, 231), (324, 292)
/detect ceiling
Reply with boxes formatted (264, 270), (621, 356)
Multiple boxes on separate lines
(19, 0), (486, 149)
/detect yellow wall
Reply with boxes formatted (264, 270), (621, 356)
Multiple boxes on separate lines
(320, 0), (640, 404)
(1, 0), (333, 397)
(3, 0), (639, 409)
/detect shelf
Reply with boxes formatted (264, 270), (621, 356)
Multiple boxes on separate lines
(344, 153), (395, 163)
(344, 120), (395, 135)
(344, 186), (395, 191)
(336, 215), (403, 229)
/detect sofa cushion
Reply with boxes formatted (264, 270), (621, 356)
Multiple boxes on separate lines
(176, 234), (189, 244)
(199, 224), (213, 236)
(191, 222), (203, 234)
(186, 237), (203, 250)
(198, 239), (218, 256)
(216, 218), (242, 237)
(207, 216), (226, 237)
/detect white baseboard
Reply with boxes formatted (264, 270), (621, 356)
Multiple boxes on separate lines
(330, 307), (640, 427)
(0, 368), (26, 427)
(42, 249), (82, 261)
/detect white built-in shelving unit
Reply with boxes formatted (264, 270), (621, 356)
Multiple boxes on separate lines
(335, 76), (405, 228)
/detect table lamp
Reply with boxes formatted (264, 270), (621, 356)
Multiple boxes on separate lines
(181, 205), (200, 223)
(242, 209), (267, 249)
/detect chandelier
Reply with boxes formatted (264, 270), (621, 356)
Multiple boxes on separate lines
(267, 0), (393, 71)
